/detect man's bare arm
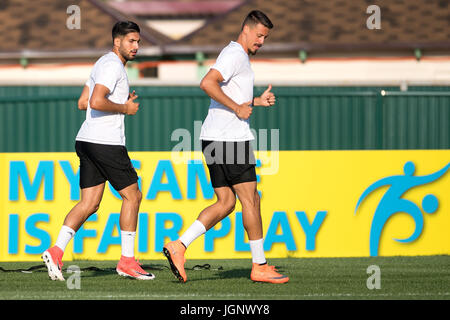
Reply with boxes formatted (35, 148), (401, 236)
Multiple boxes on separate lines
(77, 85), (89, 110)
(200, 69), (252, 120)
(89, 84), (139, 115)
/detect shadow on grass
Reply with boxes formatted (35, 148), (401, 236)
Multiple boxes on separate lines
(217, 268), (250, 280)
(155, 267), (252, 283)
(69, 263), (170, 279)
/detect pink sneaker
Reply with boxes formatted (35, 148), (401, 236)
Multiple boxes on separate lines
(251, 263), (289, 284)
(42, 246), (65, 281)
(163, 240), (187, 283)
(116, 256), (155, 280)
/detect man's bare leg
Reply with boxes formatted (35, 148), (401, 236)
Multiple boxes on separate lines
(197, 186), (236, 230)
(117, 182), (142, 232)
(63, 183), (106, 231)
(233, 181), (289, 283)
(115, 182), (154, 279)
(163, 186), (236, 282)
(232, 181), (262, 240)
(42, 183), (105, 281)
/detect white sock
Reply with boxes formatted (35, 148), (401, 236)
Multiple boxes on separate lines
(179, 220), (206, 248)
(55, 225), (75, 252)
(121, 231), (136, 258)
(249, 239), (266, 264)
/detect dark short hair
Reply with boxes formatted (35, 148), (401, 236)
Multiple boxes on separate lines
(112, 21), (140, 41)
(242, 10), (273, 30)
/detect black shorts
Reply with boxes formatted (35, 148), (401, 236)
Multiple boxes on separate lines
(202, 140), (257, 188)
(75, 141), (138, 191)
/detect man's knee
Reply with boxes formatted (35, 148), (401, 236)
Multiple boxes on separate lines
(240, 191), (260, 209)
(136, 189), (142, 204)
(218, 195), (236, 213)
(80, 200), (100, 215)
(120, 186), (142, 204)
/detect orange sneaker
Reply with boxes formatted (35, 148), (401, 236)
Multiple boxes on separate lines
(116, 256), (155, 280)
(42, 246), (65, 281)
(251, 263), (289, 284)
(163, 240), (187, 283)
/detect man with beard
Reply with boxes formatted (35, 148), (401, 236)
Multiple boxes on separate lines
(164, 11), (289, 284)
(42, 21), (154, 281)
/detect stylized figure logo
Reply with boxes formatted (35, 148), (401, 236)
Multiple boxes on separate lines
(355, 161), (450, 256)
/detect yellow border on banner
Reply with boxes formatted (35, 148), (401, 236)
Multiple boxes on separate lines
(1, 150), (449, 261)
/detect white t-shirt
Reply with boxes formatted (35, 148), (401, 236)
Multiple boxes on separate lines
(76, 52), (129, 146)
(200, 41), (255, 142)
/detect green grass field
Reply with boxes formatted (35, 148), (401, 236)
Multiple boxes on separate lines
(0, 256), (449, 300)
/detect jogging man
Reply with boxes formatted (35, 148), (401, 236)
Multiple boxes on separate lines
(42, 21), (154, 281)
(163, 11), (289, 284)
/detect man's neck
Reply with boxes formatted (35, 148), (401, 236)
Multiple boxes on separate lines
(236, 34), (249, 56)
(112, 48), (127, 66)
